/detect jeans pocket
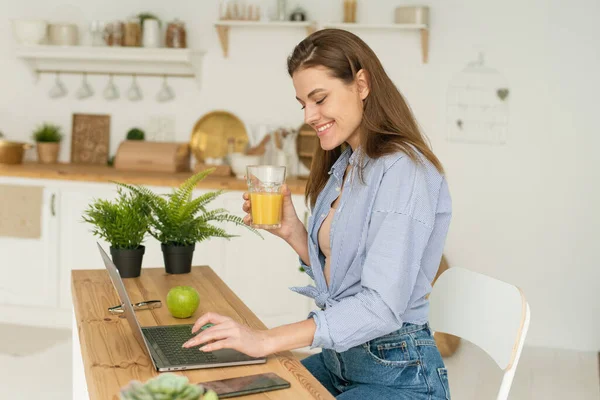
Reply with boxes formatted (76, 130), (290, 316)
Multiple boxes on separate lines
(363, 340), (420, 367)
(377, 341), (409, 361)
(437, 367), (451, 400)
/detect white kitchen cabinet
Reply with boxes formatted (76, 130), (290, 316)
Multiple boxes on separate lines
(57, 183), (121, 309)
(218, 191), (313, 328)
(0, 184), (59, 309)
(186, 189), (227, 278)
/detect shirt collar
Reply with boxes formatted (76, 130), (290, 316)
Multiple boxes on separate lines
(328, 147), (351, 179)
(328, 146), (370, 179)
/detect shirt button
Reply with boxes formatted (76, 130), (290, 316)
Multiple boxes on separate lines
(321, 214), (325, 218)
(335, 187), (340, 192)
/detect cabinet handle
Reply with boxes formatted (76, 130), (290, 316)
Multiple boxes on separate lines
(50, 193), (56, 216)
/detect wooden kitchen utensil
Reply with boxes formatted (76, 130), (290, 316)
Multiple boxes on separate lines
(246, 134), (270, 156)
(296, 123), (318, 172)
(190, 110), (248, 162)
(114, 141), (190, 173)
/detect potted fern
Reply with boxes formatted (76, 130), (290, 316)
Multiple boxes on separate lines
(82, 188), (150, 278)
(119, 168), (260, 274)
(32, 123), (63, 164)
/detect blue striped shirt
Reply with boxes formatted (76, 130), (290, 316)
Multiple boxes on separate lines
(290, 146), (452, 353)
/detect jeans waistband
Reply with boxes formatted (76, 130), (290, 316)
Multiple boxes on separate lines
(388, 322), (429, 336)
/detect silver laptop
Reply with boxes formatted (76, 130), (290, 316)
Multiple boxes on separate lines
(97, 243), (267, 372)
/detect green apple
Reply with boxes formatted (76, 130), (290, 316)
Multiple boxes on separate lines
(203, 390), (219, 400)
(166, 286), (200, 319)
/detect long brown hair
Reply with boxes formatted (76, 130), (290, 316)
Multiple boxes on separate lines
(287, 29), (444, 208)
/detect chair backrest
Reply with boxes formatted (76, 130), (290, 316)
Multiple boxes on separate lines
(429, 267), (530, 372)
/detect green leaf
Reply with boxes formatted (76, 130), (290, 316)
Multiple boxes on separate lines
(82, 188), (149, 249)
(114, 169), (261, 246)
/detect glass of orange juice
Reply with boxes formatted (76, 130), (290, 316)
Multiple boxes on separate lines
(246, 165), (286, 229)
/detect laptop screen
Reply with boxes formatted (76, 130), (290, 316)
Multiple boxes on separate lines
(96, 243), (151, 354)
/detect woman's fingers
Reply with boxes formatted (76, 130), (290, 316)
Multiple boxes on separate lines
(242, 200), (251, 213)
(200, 338), (233, 352)
(191, 312), (230, 334)
(183, 325), (233, 348)
(243, 214), (252, 225)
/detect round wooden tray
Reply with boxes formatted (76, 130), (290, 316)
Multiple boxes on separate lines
(190, 110), (248, 162)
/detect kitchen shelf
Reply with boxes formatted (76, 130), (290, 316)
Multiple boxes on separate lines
(15, 45), (206, 88)
(321, 23), (429, 63)
(214, 20), (317, 57)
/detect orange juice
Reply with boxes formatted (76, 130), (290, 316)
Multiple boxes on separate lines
(250, 192), (283, 226)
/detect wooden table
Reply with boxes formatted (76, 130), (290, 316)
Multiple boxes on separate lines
(71, 266), (333, 400)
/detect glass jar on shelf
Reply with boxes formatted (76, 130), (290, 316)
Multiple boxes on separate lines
(123, 18), (142, 47)
(89, 20), (106, 46)
(104, 21), (124, 46)
(165, 19), (187, 48)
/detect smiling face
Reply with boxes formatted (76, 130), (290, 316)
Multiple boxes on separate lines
(293, 66), (369, 151)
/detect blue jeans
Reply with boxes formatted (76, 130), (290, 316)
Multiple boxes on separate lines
(302, 323), (451, 399)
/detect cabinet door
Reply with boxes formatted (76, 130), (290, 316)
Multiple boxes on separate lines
(187, 189), (227, 278)
(0, 184), (59, 307)
(58, 184), (120, 309)
(219, 191), (313, 328)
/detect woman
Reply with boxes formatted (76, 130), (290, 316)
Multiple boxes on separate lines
(183, 29), (452, 399)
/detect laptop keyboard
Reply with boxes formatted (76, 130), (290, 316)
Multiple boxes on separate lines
(143, 324), (219, 366)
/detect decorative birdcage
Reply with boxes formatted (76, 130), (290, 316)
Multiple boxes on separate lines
(446, 53), (510, 145)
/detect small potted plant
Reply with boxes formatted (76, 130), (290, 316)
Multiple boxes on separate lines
(138, 12), (161, 28)
(126, 127), (145, 140)
(120, 373), (218, 400)
(119, 168), (261, 274)
(82, 188), (150, 278)
(32, 123), (63, 164)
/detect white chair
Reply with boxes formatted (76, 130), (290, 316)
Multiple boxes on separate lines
(429, 267), (531, 400)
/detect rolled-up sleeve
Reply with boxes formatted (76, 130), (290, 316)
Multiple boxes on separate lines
(299, 256), (315, 280)
(309, 155), (438, 352)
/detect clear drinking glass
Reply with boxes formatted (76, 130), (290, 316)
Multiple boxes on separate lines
(246, 165), (286, 229)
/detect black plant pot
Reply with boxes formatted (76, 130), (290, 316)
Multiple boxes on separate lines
(110, 246), (145, 278)
(161, 243), (195, 274)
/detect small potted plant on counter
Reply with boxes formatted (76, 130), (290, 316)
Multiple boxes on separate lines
(32, 123), (63, 164)
(126, 127), (145, 140)
(119, 168), (261, 274)
(82, 188), (150, 278)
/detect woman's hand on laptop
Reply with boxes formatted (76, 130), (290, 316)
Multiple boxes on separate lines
(182, 312), (271, 358)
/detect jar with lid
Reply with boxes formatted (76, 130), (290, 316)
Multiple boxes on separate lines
(89, 21), (106, 46)
(104, 21), (124, 46)
(165, 19), (187, 48)
(123, 18), (142, 46)
(277, 0), (287, 21)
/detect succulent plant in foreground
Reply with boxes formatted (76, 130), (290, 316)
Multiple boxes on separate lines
(120, 373), (218, 400)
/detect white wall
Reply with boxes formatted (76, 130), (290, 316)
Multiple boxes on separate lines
(1, 0), (598, 351)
